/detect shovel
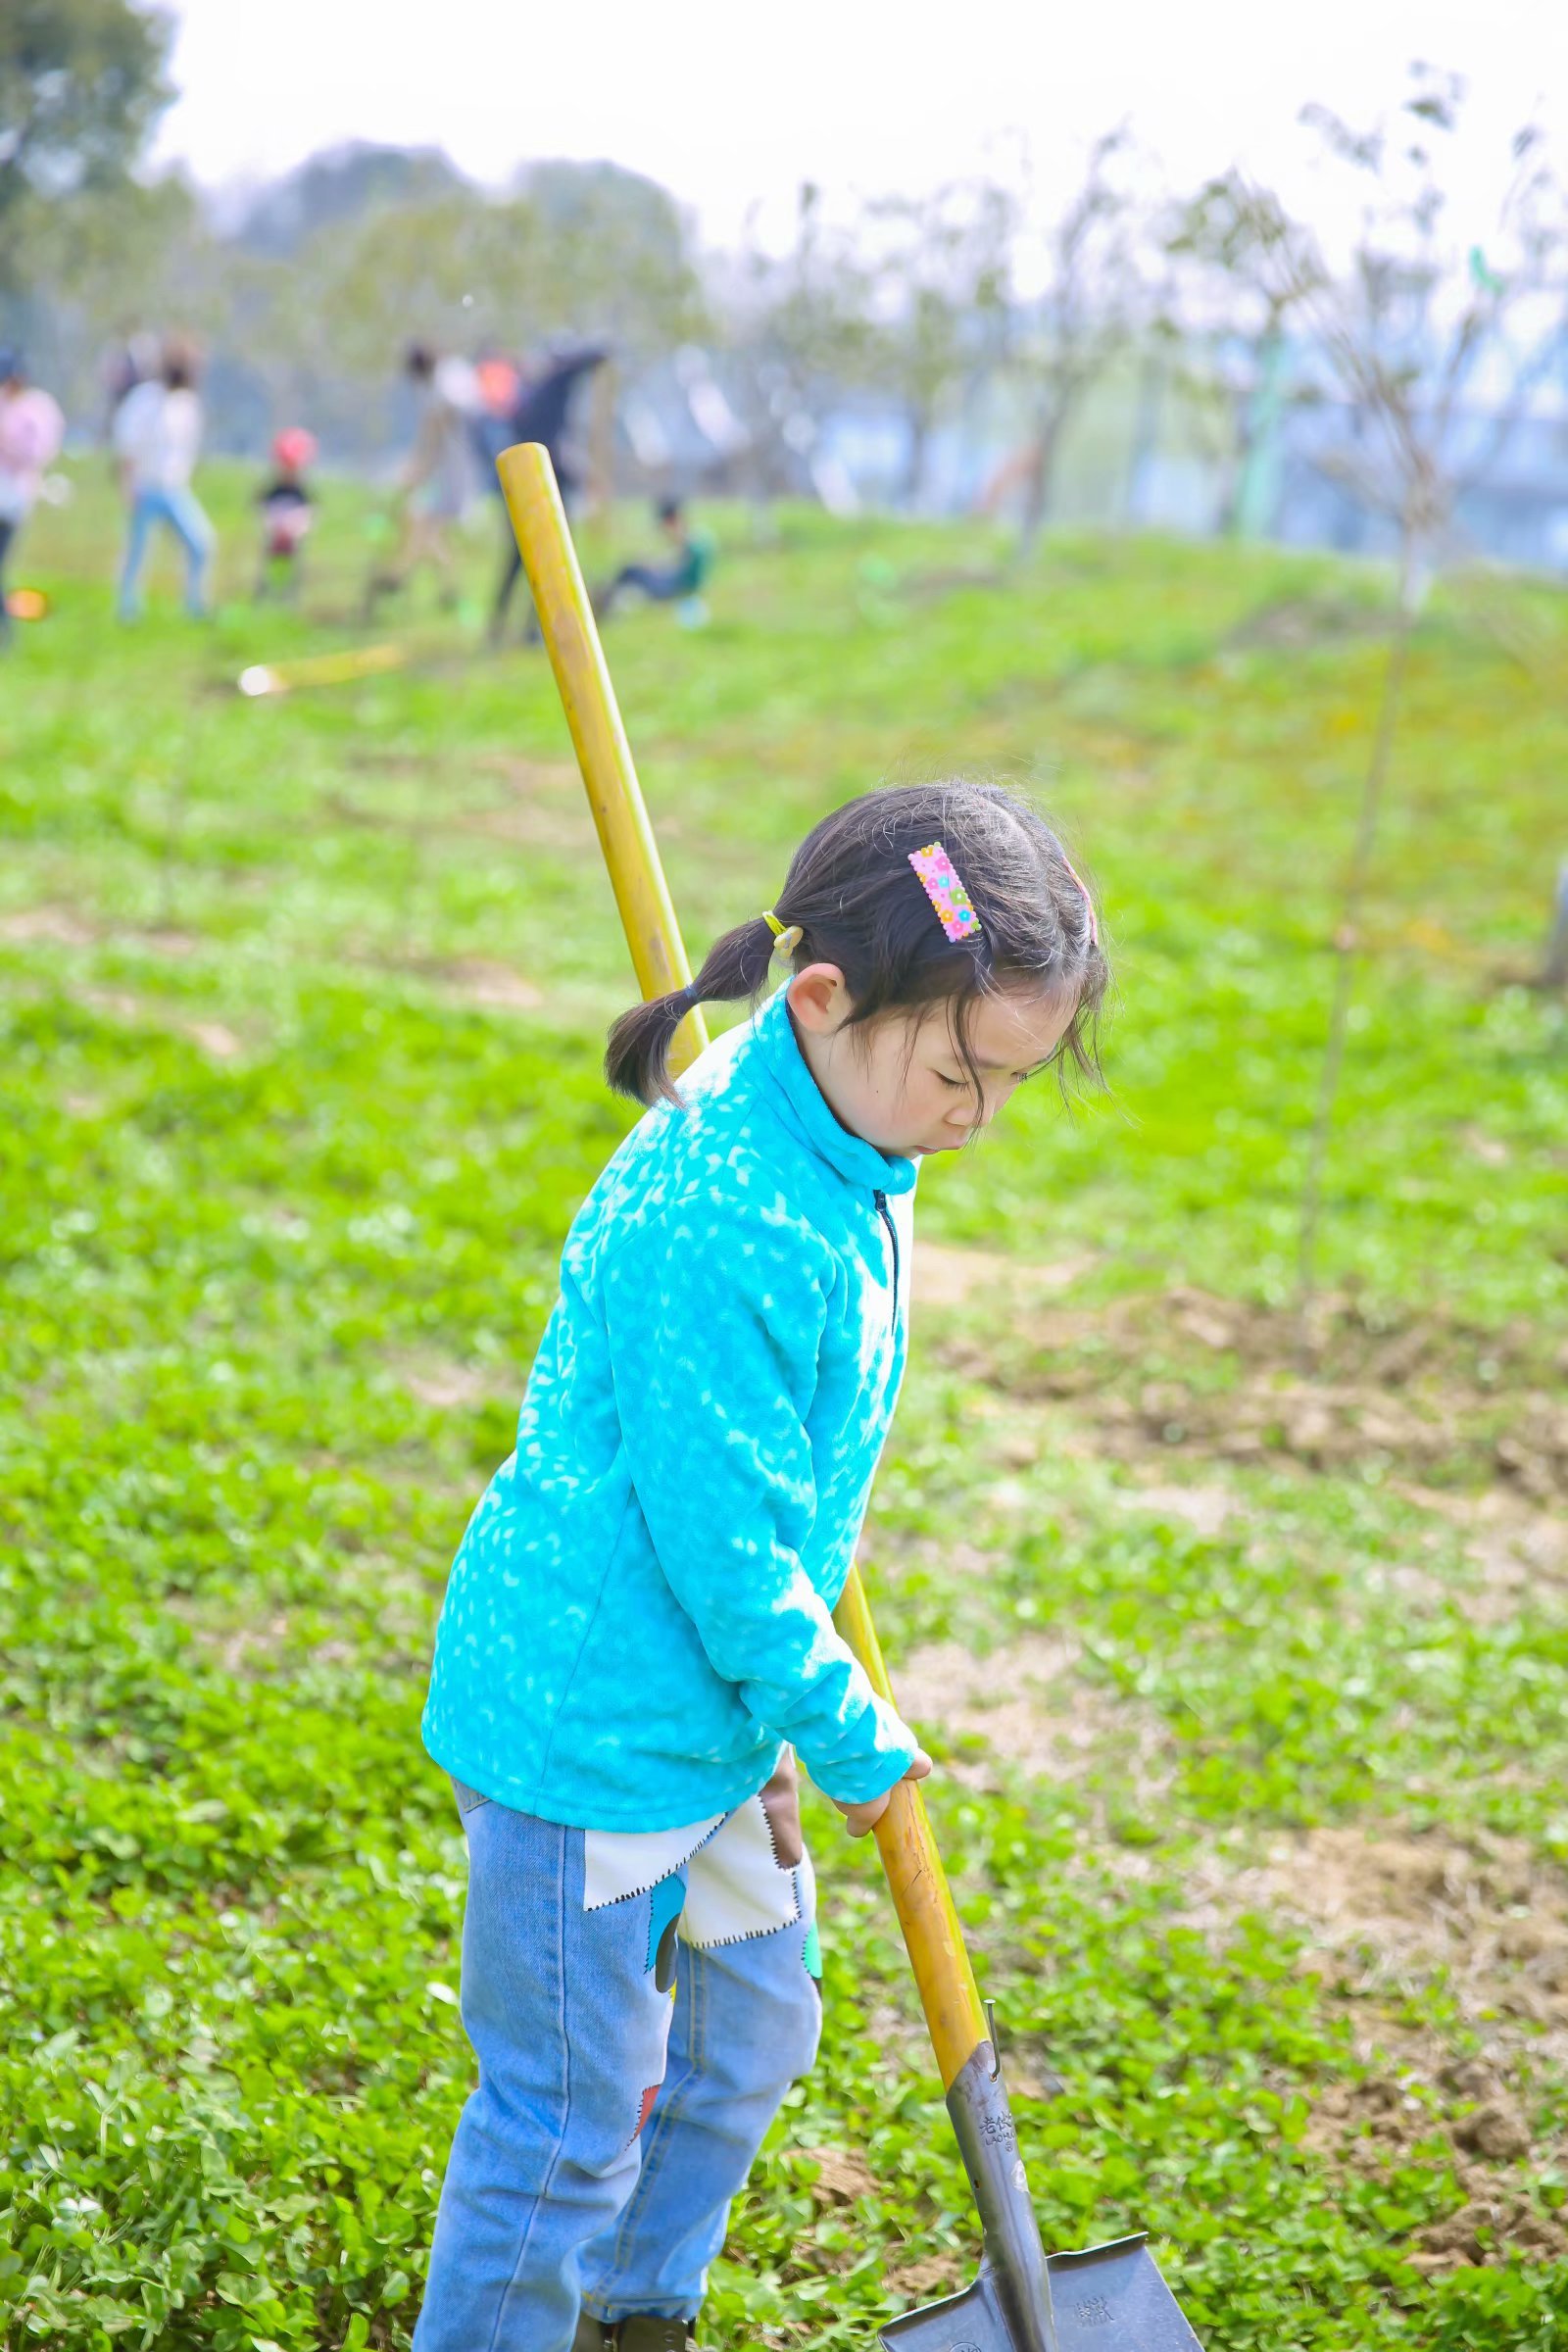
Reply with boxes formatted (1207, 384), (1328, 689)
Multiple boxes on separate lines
(494, 441), (1207, 2352)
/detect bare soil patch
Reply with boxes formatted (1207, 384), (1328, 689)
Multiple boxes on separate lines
(882, 2253), (965, 2297)
(185, 1018), (242, 1059)
(1194, 1823), (1568, 2056)
(1111, 1480), (1238, 1540)
(894, 1634), (1171, 1799)
(888, 1594), (1568, 2271)
(472, 753), (582, 796)
(2, 907), (201, 959)
(1227, 596), (1393, 653)
(0, 906), (97, 947)
(73, 985), (247, 1060)
(387, 956), (545, 1012)
(396, 1353), (499, 1411)
(1394, 1484), (1568, 1623)
(1174, 1821), (1568, 2268)
(452, 801), (593, 854)
(912, 1241), (1097, 1312)
(933, 1280), (1568, 1506)
(797, 2145), (878, 2205)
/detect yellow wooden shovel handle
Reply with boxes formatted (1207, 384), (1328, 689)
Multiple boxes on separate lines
(830, 1566), (991, 2089)
(495, 447), (705, 1046)
(494, 443), (989, 2092)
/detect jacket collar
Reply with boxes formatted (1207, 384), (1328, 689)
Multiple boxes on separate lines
(751, 986), (917, 1198)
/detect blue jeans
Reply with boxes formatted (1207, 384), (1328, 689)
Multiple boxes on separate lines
(415, 1767), (821, 2351)
(119, 487), (215, 618)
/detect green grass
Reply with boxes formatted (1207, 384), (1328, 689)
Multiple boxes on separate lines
(2, 466), (1566, 2350)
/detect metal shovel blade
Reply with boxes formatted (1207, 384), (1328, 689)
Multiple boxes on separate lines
(879, 2264), (1015, 2351)
(1047, 2235), (1204, 2352)
(881, 2235), (1201, 2352)
(878, 2047), (1205, 2352)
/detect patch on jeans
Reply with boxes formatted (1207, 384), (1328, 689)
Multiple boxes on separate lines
(758, 1751), (805, 1868)
(583, 1814), (724, 1911)
(648, 1871), (684, 1985)
(635, 2082), (661, 2137)
(680, 1795), (806, 1949)
(802, 1919), (822, 1981)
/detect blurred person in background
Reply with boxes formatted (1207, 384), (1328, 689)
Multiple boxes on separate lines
(113, 338), (215, 622)
(595, 495), (714, 624)
(480, 343), (609, 646)
(255, 426), (318, 601)
(0, 350), (66, 652)
(364, 342), (477, 617)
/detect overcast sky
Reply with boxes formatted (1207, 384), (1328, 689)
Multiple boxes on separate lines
(151, 0), (1557, 251)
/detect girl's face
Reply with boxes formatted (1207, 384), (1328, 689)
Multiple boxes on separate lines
(787, 967), (1078, 1158)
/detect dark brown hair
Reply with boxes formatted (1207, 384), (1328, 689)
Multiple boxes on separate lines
(605, 779), (1108, 1110)
(162, 337), (201, 391)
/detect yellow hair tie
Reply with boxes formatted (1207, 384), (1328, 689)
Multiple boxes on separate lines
(762, 908), (803, 962)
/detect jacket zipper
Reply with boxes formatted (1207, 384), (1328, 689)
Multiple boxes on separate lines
(873, 1189), (900, 1332)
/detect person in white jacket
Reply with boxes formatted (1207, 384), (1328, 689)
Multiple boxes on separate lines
(0, 350), (65, 649)
(113, 341), (216, 621)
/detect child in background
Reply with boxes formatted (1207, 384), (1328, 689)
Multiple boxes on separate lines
(255, 427), (318, 600)
(595, 495), (714, 623)
(0, 351), (65, 651)
(113, 339), (215, 623)
(414, 778), (1106, 2352)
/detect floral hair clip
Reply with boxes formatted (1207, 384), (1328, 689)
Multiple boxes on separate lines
(907, 842), (982, 944)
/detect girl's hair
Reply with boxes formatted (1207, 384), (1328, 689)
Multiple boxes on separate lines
(606, 779), (1108, 1110)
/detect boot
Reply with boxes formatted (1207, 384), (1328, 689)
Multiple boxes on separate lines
(614, 2324), (694, 2351)
(573, 2317), (611, 2351)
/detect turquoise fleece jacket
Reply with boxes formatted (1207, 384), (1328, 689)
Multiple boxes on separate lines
(421, 986), (920, 1831)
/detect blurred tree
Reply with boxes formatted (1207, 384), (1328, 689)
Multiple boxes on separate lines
(1162, 172), (1320, 533)
(231, 141), (466, 260)
(513, 159), (707, 355)
(274, 161), (704, 395)
(0, 0), (172, 284)
(1004, 132), (1139, 554)
(1228, 71), (1565, 598)
(864, 179), (1014, 507)
(218, 158), (702, 465)
(1243, 69), (1568, 1330)
(15, 166), (220, 426)
(718, 183), (881, 503)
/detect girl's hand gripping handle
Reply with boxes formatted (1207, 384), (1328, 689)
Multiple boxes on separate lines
(834, 1750), (933, 1838)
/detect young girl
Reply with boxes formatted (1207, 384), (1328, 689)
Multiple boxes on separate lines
(416, 779), (1106, 2352)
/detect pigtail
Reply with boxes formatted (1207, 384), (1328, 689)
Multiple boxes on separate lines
(605, 915), (785, 1105)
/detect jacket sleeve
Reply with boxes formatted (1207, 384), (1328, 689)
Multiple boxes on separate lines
(599, 1199), (919, 1806)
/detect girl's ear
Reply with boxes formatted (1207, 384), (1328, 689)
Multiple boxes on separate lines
(785, 963), (852, 1034)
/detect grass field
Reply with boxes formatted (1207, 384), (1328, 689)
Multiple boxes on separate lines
(2, 466), (1566, 2351)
